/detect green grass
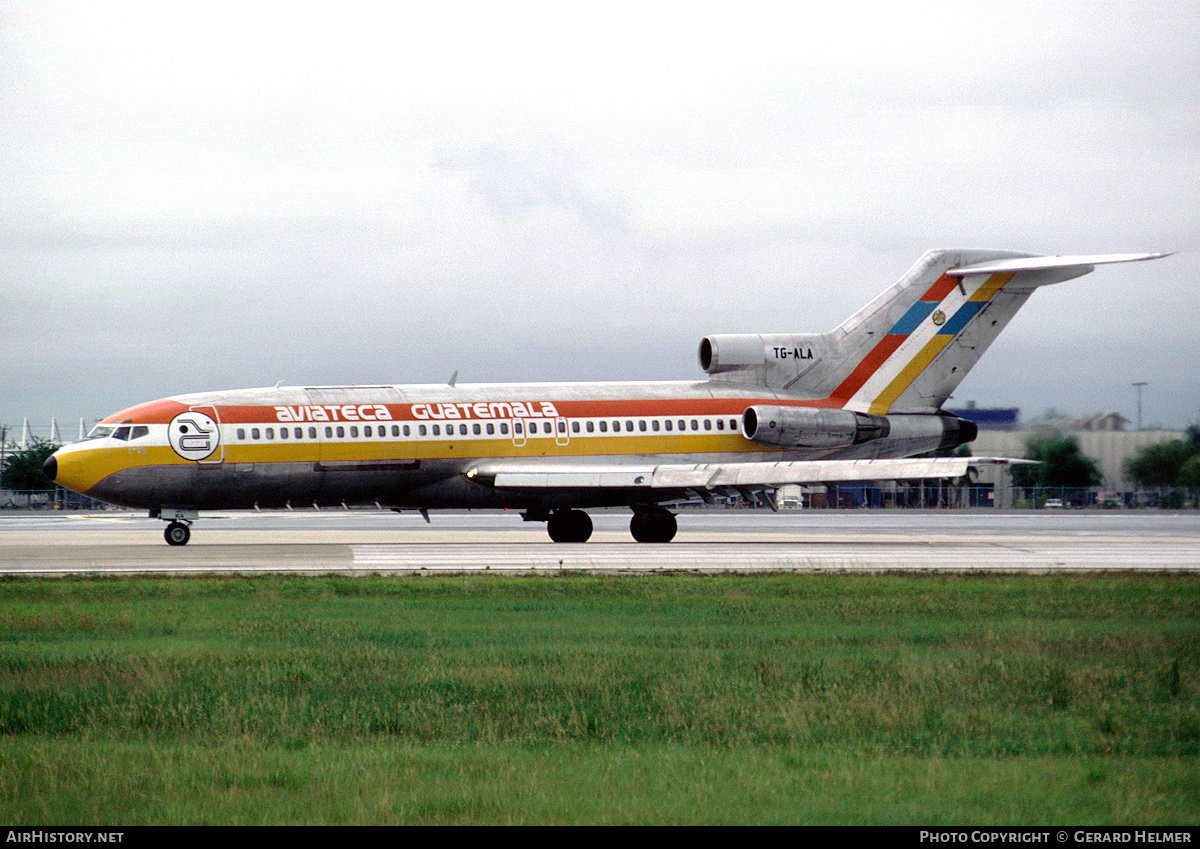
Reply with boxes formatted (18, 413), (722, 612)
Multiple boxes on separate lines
(1, 572), (1197, 824)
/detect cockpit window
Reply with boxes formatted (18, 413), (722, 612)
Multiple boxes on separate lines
(86, 422), (149, 441)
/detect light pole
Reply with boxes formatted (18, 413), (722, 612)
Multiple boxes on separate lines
(1133, 382), (1148, 430)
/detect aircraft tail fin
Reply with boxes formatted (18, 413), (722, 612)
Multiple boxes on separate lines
(829, 249), (1168, 415)
(703, 249), (1168, 415)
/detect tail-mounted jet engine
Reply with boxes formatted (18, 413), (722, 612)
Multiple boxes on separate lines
(741, 406), (979, 453)
(699, 334), (828, 389)
(741, 405), (889, 450)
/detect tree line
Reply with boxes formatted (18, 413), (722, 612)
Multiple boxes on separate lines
(1010, 424), (1200, 504)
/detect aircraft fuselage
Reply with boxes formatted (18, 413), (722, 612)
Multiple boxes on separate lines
(49, 380), (967, 516)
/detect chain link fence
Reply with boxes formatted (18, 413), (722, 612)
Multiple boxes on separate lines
(1, 489), (114, 511)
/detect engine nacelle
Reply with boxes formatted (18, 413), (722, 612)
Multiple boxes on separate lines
(699, 333), (829, 387)
(742, 405), (890, 450)
(743, 406), (979, 454)
(699, 335), (763, 375)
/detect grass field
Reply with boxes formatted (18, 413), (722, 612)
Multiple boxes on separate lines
(1, 572), (1197, 824)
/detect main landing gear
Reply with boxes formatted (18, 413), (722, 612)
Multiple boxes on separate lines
(539, 508), (678, 543)
(629, 509), (677, 543)
(546, 509), (593, 543)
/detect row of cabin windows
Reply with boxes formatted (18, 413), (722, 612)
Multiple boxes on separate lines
(234, 418), (743, 442)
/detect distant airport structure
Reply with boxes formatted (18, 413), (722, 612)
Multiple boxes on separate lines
(951, 405), (1184, 500)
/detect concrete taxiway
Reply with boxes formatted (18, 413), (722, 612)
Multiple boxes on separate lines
(3, 509), (1200, 576)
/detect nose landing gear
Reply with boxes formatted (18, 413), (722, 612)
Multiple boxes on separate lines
(153, 509), (198, 546)
(164, 521), (192, 546)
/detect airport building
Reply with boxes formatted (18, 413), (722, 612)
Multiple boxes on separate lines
(950, 406), (1186, 507)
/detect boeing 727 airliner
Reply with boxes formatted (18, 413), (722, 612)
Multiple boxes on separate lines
(45, 248), (1168, 544)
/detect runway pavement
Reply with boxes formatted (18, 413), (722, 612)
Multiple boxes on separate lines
(3, 509), (1200, 575)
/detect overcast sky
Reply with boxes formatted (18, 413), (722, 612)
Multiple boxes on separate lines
(3, 0), (1197, 441)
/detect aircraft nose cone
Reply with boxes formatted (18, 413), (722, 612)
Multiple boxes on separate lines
(43, 455), (57, 482)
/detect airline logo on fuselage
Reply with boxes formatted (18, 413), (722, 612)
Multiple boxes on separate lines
(411, 401), (559, 420)
(275, 405), (392, 423)
(168, 412), (220, 461)
(272, 401), (560, 423)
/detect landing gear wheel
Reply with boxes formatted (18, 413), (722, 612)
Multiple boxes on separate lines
(164, 521), (191, 546)
(630, 511), (677, 543)
(546, 509), (593, 543)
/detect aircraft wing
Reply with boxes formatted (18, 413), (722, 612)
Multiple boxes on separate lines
(466, 457), (1027, 492)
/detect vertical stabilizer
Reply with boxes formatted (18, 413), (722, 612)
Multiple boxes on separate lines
(701, 249), (1167, 412)
(787, 249), (1166, 414)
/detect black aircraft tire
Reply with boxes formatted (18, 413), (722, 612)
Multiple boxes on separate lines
(164, 521), (191, 546)
(630, 511), (676, 543)
(569, 509), (593, 542)
(547, 509), (593, 543)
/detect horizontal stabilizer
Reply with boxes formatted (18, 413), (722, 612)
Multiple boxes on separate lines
(948, 252), (1171, 276)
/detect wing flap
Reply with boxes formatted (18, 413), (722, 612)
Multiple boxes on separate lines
(468, 458), (1027, 491)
